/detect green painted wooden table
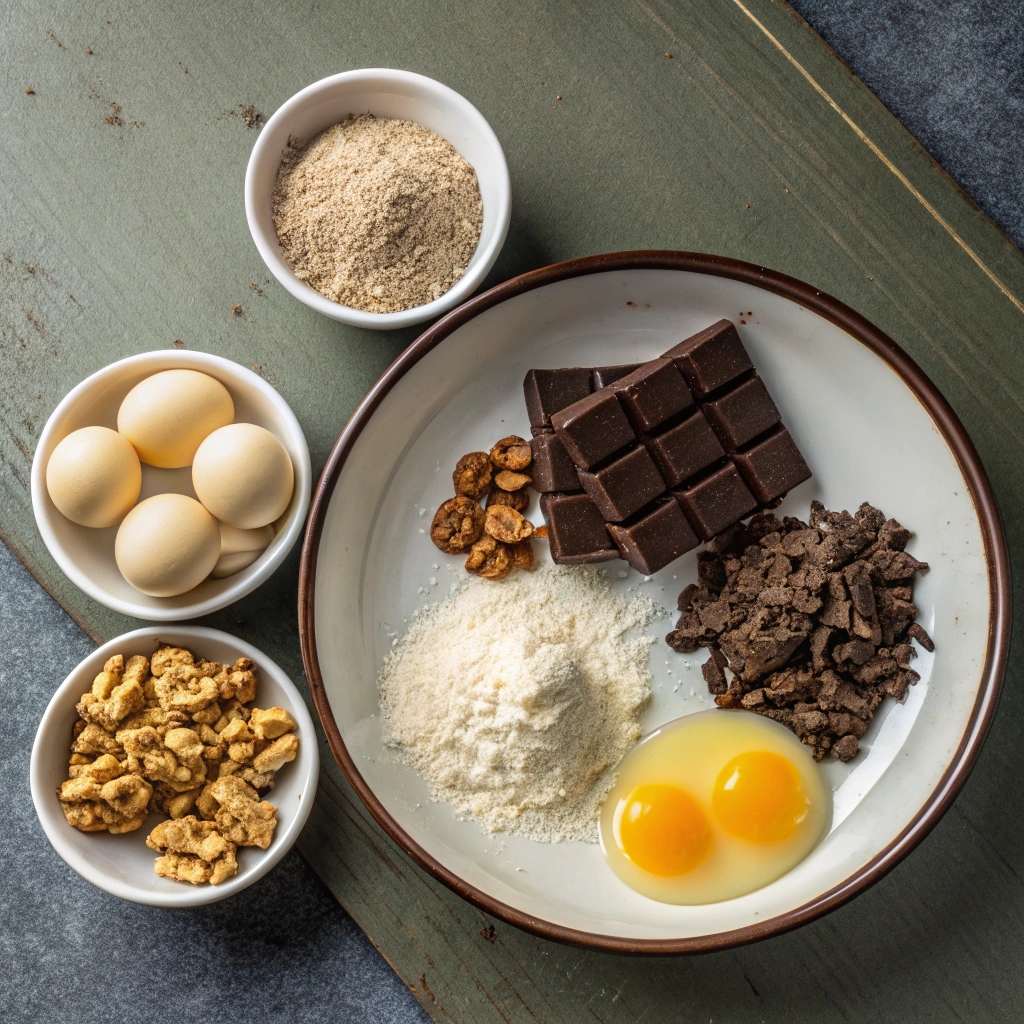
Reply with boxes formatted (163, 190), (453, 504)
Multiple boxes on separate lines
(3, 1), (1023, 1020)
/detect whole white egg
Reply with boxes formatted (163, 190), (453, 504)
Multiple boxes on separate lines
(117, 369), (234, 468)
(211, 522), (276, 578)
(192, 423), (294, 529)
(45, 426), (142, 528)
(114, 493), (221, 596)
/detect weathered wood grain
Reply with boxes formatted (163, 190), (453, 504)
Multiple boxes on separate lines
(3, 0), (1024, 1020)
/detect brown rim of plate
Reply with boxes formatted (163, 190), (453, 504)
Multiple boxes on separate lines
(297, 250), (1010, 955)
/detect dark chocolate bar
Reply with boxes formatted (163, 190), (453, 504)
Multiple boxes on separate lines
(550, 389), (635, 470)
(530, 432), (582, 493)
(578, 445), (666, 522)
(541, 492), (618, 563)
(609, 358), (693, 434)
(608, 499), (699, 575)
(523, 368), (592, 428)
(644, 409), (725, 488)
(662, 319), (752, 398)
(732, 426), (811, 504)
(673, 463), (758, 540)
(702, 374), (780, 452)
(592, 364), (641, 389)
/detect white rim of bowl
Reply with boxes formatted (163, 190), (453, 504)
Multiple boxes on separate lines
(244, 68), (512, 330)
(30, 625), (320, 907)
(30, 350), (312, 621)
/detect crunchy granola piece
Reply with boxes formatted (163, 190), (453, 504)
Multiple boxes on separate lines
(484, 505), (534, 544)
(430, 496), (485, 554)
(465, 534), (513, 580)
(252, 733), (299, 773)
(219, 657), (257, 703)
(101, 773), (153, 820)
(77, 668), (145, 732)
(118, 726), (207, 792)
(57, 755), (151, 834)
(493, 469), (531, 491)
(489, 435), (532, 471)
(510, 540), (534, 570)
(153, 664), (220, 715)
(190, 703), (223, 726)
(234, 766), (277, 791)
(249, 707), (297, 741)
(150, 646), (195, 676)
(150, 782), (201, 819)
(486, 488), (529, 512)
(453, 452), (493, 499)
(148, 816), (238, 884)
(71, 723), (124, 759)
(201, 776), (277, 849)
(117, 706), (189, 736)
(89, 655), (124, 699)
(220, 718), (256, 763)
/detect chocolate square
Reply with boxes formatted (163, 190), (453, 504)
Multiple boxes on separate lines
(530, 432), (582, 493)
(523, 368), (592, 428)
(541, 492), (618, 564)
(608, 499), (699, 575)
(674, 462), (758, 540)
(592, 364), (641, 389)
(578, 446), (666, 522)
(703, 374), (781, 452)
(610, 358), (694, 434)
(551, 390), (635, 470)
(644, 410), (725, 488)
(662, 319), (752, 398)
(732, 427), (812, 504)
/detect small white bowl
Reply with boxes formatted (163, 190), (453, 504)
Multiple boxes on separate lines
(31, 626), (320, 907)
(31, 350), (312, 621)
(245, 68), (511, 330)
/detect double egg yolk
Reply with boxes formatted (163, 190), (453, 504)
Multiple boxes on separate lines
(616, 751), (810, 877)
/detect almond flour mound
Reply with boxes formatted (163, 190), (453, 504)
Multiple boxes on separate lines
(271, 114), (483, 313)
(379, 566), (661, 842)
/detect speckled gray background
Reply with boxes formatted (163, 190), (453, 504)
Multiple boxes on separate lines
(2, 1), (1022, 1021)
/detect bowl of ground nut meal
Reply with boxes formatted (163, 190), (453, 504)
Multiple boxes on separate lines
(245, 69), (512, 330)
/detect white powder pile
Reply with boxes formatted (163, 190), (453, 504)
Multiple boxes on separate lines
(379, 566), (660, 842)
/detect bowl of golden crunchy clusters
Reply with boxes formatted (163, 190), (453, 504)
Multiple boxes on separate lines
(31, 626), (319, 906)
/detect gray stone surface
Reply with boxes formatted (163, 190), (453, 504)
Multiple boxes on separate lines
(0, 542), (429, 1024)
(4, 2), (1023, 1021)
(790, 0), (1024, 249)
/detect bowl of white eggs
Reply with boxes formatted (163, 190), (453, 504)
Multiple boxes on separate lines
(31, 350), (311, 621)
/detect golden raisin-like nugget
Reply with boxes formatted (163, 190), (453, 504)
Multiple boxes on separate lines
(484, 505), (534, 544)
(493, 469), (531, 491)
(465, 535), (513, 581)
(489, 435), (532, 471)
(486, 488), (529, 512)
(453, 451), (493, 499)
(510, 539), (535, 571)
(430, 496), (485, 554)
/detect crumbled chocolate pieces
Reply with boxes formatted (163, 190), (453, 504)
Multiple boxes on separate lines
(666, 501), (932, 761)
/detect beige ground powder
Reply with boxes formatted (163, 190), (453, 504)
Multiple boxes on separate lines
(271, 115), (483, 313)
(379, 566), (662, 843)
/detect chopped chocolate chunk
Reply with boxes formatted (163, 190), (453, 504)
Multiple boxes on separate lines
(551, 389), (635, 469)
(702, 649), (729, 694)
(592, 364), (641, 389)
(607, 499), (699, 575)
(674, 463), (758, 540)
(662, 319), (752, 398)
(644, 410), (725, 488)
(530, 433), (581, 493)
(702, 374), (781, 451)
(907, 622), (934, 652)
(609, 358), (693, 434)
(578, 446), (666, 522)
(540, 492), (617, 564)
(665, 501), (931, 761)
(523, 368), (592, 428)
(732, 427), (812, 505)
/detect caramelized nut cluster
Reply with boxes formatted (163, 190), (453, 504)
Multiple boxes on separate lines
(57, 646), (299, 885)
(429, 436), (537, 580)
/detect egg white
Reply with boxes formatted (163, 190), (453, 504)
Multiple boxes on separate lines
(599, 708), (831, 905)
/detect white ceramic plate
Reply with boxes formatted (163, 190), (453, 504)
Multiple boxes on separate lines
(31, 626), (319, 907)
(299, 253), (1008, 951)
